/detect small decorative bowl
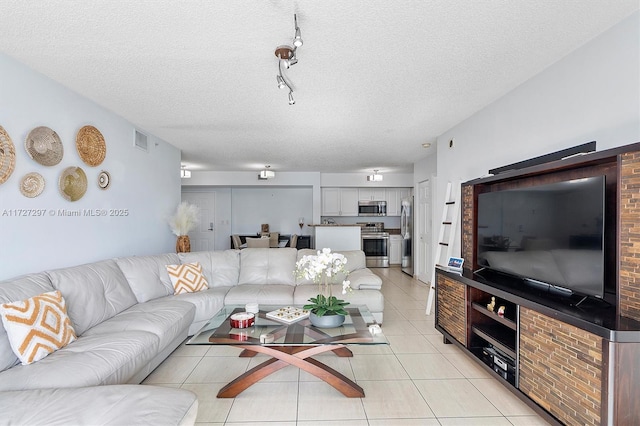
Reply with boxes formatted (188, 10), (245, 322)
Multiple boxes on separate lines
(230, 312), (255, 329)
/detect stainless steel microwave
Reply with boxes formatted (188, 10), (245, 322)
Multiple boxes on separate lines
(358, 200), (387, 216)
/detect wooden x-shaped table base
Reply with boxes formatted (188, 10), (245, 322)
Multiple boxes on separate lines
(217, 344), (363, 398)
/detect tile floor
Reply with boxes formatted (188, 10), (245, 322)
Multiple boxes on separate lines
(143, 267), (550, 426)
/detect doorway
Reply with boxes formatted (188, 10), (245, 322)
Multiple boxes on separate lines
(416, 178), (433, 284)
(181, 192), (216, 251)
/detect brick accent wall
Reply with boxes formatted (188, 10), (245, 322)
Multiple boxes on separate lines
(461, 184), (474, 268)
(519, 307), (603, 426)
(619, 151), (640, 321)
(436, 273), (466, 345)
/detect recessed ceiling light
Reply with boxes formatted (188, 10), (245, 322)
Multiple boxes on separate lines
(422, 143), (431, 148)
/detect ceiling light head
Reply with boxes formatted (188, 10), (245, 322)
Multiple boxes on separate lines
(258, 165), (275, 180)
(276, 75), (286, 89)
(366, 170), (383, 182)
(293, 14), (303, 47)
(288, 91), (295, 105)
(422, 142), (432, 148)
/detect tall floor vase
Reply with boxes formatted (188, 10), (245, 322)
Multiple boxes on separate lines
(176, 235), (191, 253)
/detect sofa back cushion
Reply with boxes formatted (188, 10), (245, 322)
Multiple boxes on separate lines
(47, 259), (138, 336)
(0, 273), (55, 372)
(295, 249), (367, 285)
(238, 248), (297, 285)
(178, 250), (240, 287)
(116, 253), (179, 303)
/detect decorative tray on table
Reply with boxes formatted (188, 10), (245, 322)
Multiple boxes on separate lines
(266, 306), (310, 323)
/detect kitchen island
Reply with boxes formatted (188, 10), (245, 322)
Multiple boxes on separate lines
(310, 224), (362, 251)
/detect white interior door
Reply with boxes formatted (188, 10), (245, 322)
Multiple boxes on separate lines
(416, 178), (432, 284)
(182, 192), (216, 251)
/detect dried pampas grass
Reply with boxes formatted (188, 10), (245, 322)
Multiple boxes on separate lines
(168, 201), (200, 236)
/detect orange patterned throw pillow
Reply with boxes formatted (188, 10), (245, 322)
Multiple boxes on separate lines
(0, 290), (77, 365)
(166, 262), (209, 294)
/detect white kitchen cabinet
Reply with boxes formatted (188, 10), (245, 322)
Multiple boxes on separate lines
(359, 188), (386, 201)
(322, 188), (359, 216)
(340, 188), (359, 216)
(386, 188), (411, 216)
(390, 235), (402, 264)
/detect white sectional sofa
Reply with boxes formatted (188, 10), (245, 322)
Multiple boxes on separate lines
(0, 248), (383, 425)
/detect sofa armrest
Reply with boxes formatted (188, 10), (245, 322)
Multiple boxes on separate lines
(348, 269), (382, 290)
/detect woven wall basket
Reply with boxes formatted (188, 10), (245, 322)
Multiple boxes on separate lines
(0, 126), (16, 185)
(59, 166), (87, 201)
(20, 172), (45, 198)
(76, 125), (106, 167)
(25, 126), (64, 166)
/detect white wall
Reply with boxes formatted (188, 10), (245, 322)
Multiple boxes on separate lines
(231, 187), (313, 236)
(321, 173), (414, 187)
(0, 53), (181, 280)
(429, 11), (640, 259)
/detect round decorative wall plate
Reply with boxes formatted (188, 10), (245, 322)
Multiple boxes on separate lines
(76, 125), (106, 167)
(25, 126), (64, 166)
(19, 172), (45, 198)
(98, 170), (110, 189)
(59, 166), (87, 201)
(0, 126), (16, 185)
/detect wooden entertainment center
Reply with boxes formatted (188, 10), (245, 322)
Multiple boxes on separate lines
(435, 142), (640, 426)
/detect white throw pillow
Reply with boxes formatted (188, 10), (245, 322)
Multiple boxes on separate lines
(166, 262), (209, 294)
(0, 290), (77, 365)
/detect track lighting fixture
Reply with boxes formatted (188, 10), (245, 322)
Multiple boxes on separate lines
(275, 14), (302, 105)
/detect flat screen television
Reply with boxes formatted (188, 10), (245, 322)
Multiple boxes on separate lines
(476, 176), (605, 299)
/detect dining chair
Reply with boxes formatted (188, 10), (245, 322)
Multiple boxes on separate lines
(231, 234), (242, 249)
(290, 234), (298, 249)
(246, 237), (270, 248)
(269, 232), (280, 248)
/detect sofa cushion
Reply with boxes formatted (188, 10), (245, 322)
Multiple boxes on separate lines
(116, 253), (179, 303)
(0, 330), (159, 391)
(0, 290), (77, 365)
(82, 299), (194, 350)
(167, 262), (209, 294)
(0, 385), (198, 426)
(0, 273), (55, 372)
(238, 248), (298, 286)
(47, 259), (137, 336)
(225, 284), (295, 306)
(179, 250), (240, 287)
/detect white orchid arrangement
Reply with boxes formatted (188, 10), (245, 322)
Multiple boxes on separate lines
(295, 248), (352, 316)
(168, 201), (200, 236)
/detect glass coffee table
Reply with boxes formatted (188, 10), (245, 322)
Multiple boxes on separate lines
(187, 305), (387, 398)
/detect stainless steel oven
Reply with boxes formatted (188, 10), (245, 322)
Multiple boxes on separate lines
(359, 222), (389, 268)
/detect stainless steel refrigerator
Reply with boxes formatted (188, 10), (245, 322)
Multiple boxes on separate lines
(401, 197), (413, 276)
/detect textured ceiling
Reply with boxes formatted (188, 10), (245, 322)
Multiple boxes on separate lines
(0, 1), (637, 174)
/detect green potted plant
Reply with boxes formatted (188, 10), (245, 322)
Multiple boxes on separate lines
(295, 248), (352, 328)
